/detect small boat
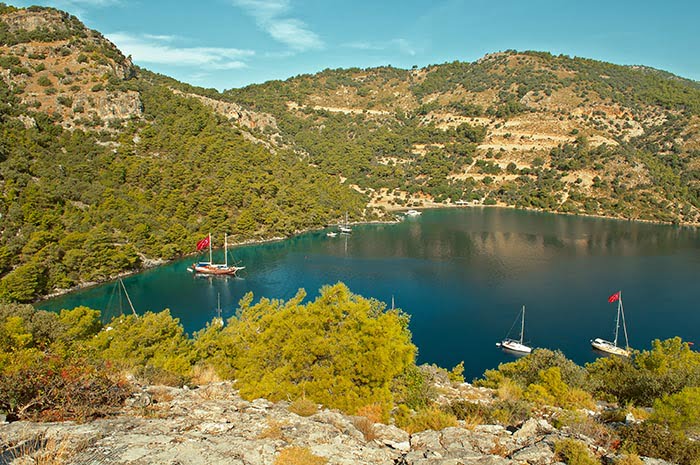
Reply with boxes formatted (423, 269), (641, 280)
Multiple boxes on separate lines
(591, 291), (631, 357)
(188, 233), (245, 276)
(496, 305), (532, 354)
(339, 212), (352, 234)
(326, 231), (338, 237)
(405, 209), (422, 216)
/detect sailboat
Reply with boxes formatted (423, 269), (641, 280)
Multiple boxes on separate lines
(339, 212), (352, 234)
(591, 291), (630, 357)
(188, 233), (245, 276)
(496, 305), (532, 354)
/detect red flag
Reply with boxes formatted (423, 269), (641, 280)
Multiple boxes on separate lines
(608, 291), (620, 303)
(196, 236), (210, 251)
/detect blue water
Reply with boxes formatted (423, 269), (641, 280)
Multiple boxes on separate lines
(38, 208), (700, 380)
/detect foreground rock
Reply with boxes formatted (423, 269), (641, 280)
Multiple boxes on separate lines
(0, 382), (668, 465)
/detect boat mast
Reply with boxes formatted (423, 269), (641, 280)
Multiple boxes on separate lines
(619, 292), (629, 349)
(208, 232), (213, 264)
(224, 233), (228, 267)
(520, 305), (525, 344)
(613, 290), (621, 347)
(119, 278), (137, 316)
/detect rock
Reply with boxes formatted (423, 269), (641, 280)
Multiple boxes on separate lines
(474, 424), (508, 435)
(511, 442), (555, 464)
(513, 418), (554, 442)
(375, 423), (411, 450)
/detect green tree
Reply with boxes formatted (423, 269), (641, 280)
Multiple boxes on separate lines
(225, 283), (416, 414)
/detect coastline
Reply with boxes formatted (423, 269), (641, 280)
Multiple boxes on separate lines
(34, 203), (698, 305)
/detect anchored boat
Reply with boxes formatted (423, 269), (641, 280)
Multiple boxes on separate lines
(188, 233), (245, 276)
(497, 305), (532, 354)
(591, 291), (631, 357)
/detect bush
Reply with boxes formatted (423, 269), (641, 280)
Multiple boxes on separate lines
(651, 386), (700, 434)
(289, 397), (317, 417)
(226, 284), (416, 414)
(0, 350), (130, 421)
(620, 422), (700, 465)
(274, 446), (327, 465)
(89, 310), (194, 383)
(396, 406), (458, 434)
(554, 439), (599, 465)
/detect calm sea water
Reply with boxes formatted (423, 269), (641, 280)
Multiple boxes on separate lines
(38, 208), (700, 380)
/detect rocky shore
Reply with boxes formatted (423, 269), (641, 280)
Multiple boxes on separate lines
(0, 382), (675, 465)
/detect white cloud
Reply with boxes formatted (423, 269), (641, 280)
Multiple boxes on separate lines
(107, 32), (254, 69)
(344, 38), (418, 56)
(232, 0), (323, 52)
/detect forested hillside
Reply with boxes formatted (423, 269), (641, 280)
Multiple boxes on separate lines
(1, 4), (699, 302)
(224, 53), (700, 224)
(0, 5), (363, 302)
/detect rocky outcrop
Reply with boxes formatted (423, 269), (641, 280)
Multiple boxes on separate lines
(0, 382), (670, 465)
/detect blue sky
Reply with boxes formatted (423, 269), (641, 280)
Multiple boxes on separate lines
(7, 0), (700, 90)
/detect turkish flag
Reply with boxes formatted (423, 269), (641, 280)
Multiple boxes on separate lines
(196, 236), (210, 251)
(608, 291), (620, 303)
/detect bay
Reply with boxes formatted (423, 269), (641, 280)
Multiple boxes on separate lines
(38, 208), (700, 380)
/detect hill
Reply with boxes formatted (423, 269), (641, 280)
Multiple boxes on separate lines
(1, 4), (699, 301)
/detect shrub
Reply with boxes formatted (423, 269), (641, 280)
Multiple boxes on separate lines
(227, 284), (416, 414)
(289, 397), (317, 417)
(620, 422), (700, 465)
(397, 406), (458, 434)
(0, 350), (130, 421)
(651, 386), (700, 434)
(37, 75), (51, 86)
(554, 439), (599, 465)
(88, 310), (194, 383)
(274, 446), (327, 465)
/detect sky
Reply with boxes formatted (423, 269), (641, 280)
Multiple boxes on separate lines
(6, 0), (700, 91)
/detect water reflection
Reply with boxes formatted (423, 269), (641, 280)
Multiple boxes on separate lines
(39, 208), (700, 380)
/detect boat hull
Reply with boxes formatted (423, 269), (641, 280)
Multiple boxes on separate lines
(497, 339), (532, 354)
(591, 338), (630, 357)
(189, 263), (245, 276)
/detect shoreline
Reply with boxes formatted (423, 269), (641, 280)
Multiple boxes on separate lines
(35, 204), (698, 305)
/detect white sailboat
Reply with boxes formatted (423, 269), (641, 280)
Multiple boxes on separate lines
(496, 305), (532, 354)
(339, 212), (352, 234)
(591, 291), (630, 357)
(405, 209), (422, 216)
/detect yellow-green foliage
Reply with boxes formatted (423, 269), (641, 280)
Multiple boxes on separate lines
(616, 454), (644, 465)
(586, 337), (700, 406)
(524, 367), (595, 410)
(396, 406), (458, 434)
(274, 446), (327, 465)
(289, 397), (318, 417)
(89, 310), (193, 383)
(58, 306), (102, 343)
(478, 349), (586, 390)
(651, 387), (700, 434)
(554, 439), (599, 465)
(224, 283), (416, 414)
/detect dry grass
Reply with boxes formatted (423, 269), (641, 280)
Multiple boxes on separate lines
(289, 398), (318, 417)
(616, 453), (644, 465)
(2, 432), (87, 465)
(352, 416), (378, 442)
(273, 446), (327, 465)
(191, 364), (222, 385)
(259, 419), (288, 440)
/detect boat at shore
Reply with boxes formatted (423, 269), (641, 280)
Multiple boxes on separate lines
(591, 291), (631, 357)
(497, 305), (532, 354)
(188, 233), (245, 276)
(339, 212), (352, 234)
(405, 209), (422, 216)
